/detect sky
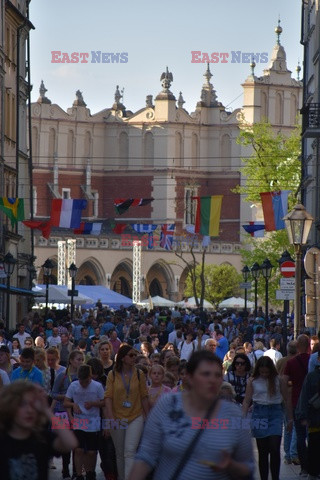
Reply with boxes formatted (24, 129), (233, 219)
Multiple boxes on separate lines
(29, 0), (303, 115)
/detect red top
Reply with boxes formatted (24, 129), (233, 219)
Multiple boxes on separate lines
(284, 353), (310, 408)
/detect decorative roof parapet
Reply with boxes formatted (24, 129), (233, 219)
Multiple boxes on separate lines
(73, 90), (87, 107)
(155, 67), (176, 100)
(37, 80), (51, 104)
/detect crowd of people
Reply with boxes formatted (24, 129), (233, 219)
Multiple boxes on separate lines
(0, 302), (319, 480)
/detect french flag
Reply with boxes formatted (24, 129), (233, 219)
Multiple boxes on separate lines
(50, 199), (87, 229)
(260, 191), (290, 231)
(242, 222), (265, 237)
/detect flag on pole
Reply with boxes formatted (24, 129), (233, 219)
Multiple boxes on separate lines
(50, 199), (87, 228)
(260, 190), (290, 231)
(132, 224), (158, 250)
(193, 196), (223, 236)
(160, 224), (175, 250)
(114, 198), (154, 215)
(74, 222), (102, 235)
(185, 224), (210, 247)
(242, 221), (265, 237)
(0, 198), (25, 226)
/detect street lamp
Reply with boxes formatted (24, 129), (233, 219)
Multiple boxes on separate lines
(3, 252), (17, 330)
(283, 204), (313, 339)
(241, 265), (250, 314)
(251, 262), (261, 318)
(278, 250), (295, 354)
(68, 263), (78, 323)
(42, 258), (54, 319)
(261, 258), (273, 324)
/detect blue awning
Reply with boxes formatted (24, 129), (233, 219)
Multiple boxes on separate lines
(0, 284), (40, 296)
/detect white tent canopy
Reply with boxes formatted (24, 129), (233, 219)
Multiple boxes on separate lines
(219, 296), (254, 309)
(139, 296), (176, 307)
(33, 285), (93, 305)
(177, 297), (214, 309)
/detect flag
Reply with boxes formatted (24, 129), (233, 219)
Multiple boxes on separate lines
(185, 224), (210, 247)
(23, 220), (52, 239)
(0, 198), (25, 226)
(50, 199), (87, 228)
(112, 223), (127, 234)
(260, 190), (290, 231)
(74, 222), (102, 235)
(114, 198), (154, 215)
(193, 196), (223, 236)
(160, 224), (175, 250)
(242, 221), (265, 237)
(132, 224), (158, 250)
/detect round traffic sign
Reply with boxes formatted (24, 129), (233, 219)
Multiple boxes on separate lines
(280, 260), (295, 277)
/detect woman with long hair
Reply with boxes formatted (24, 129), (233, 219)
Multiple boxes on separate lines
(0, 381), (77, 480)
(128, 350), (253, 480)
(34, 347), (52, 395)
(97, 340), (114, 376)
(104, 344), (149, 480)
(140, 342), (154, 358)
(224, 353), (251, 405)
(242, 356), (291, 480)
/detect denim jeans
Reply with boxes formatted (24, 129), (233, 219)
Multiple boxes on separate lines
(283, 419), (298, 459)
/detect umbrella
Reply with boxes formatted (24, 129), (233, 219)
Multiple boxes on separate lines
(139, 296), (176, 307)
(177, 297), (214, 309)
(33, 285), (93, 305)
(218, 296), (254, 309)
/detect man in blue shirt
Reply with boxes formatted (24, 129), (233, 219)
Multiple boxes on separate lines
(215, 330), (229, 360)
(11, 348), (43, 385)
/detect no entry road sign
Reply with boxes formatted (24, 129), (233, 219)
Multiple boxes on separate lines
(280, 260), (295, 278)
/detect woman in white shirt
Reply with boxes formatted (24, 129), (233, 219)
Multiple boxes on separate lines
(242, 356), (291, 480)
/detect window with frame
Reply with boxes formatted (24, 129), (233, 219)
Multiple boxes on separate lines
(62, 188), (71, 199)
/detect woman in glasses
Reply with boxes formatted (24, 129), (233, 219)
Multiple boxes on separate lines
(104, 344), (149, 480)
(224, 353), (251, 405)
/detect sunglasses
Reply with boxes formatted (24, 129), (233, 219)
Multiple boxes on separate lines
(235, 361), (245, 366)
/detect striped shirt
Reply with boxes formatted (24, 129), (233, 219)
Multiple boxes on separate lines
(135, 392), (254, 479)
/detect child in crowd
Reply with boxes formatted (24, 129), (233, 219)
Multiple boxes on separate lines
(11, 338), (21, 359)
(148, 365), (171, 408)
(165, 356), (180, 383)
(172, 362), (188, 392)
(162, 371), (176, 389)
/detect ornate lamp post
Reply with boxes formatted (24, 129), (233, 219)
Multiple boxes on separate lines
(241, 265), (250, 314)
(3, 253), (17, 330)
(283, 204), (313, 339)
(251, 262), (261, 318)
(68, 263), (78, 323)
(261, 259), (273, 324)
(43, 258), (54, 319)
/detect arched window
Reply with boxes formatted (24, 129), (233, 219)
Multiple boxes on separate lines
(191, 133), (199, 168)
(144, 132), (154, 167)
(119, 132), (129, 167)
(67, 130), (74, 166)
(290, 94), (297, 125)
(220, 134), (231, 169)
(149, 278), (163, 297)
(275, 92), (283, 125)
(261, 92), (268, 120)
(48, 128), (56, 159)
(175, 132), (183, 167)
(32, 126), (39, 165)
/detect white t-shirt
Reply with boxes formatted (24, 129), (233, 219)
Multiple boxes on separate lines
(178, 341), (195, 361)
(13, 332), (30, 345)
(66, 379), (104, 432)
(263, 348), (282, 365)
(47, 335), (62, 347)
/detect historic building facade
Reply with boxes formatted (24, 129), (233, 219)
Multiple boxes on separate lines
(31, 27), (302, 302)
(0, 0), (34, 326)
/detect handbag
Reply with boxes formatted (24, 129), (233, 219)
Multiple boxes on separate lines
(165, 397), (219, 480)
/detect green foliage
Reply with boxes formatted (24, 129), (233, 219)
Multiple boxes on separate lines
(235, 118), (302, 306)
(234, 117), (301, 205)
(184, 264), (242, 308)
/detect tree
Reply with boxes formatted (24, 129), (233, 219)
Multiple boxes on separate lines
(184, 264), (242, 309)
(234, 119), (301, 305)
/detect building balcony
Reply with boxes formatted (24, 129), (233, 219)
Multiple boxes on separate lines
(301, 103), (320, 138)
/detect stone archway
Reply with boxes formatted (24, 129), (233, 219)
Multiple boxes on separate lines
(146, 260), (175, 300)
(111, 259), (133, 298)
(178, 266), (190, 301)
(77, 257), (105, 285)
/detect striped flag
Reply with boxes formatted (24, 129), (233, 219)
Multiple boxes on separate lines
(50, 199), (87, 228)
(114, 198), (154, 215)
(260, 191), (290, 231)
(74, 222), (102, 235)
(193, 196), (223, 236)
(132, 224), (158, 250)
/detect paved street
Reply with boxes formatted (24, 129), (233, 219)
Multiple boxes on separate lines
(49, 439), (301, 479)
